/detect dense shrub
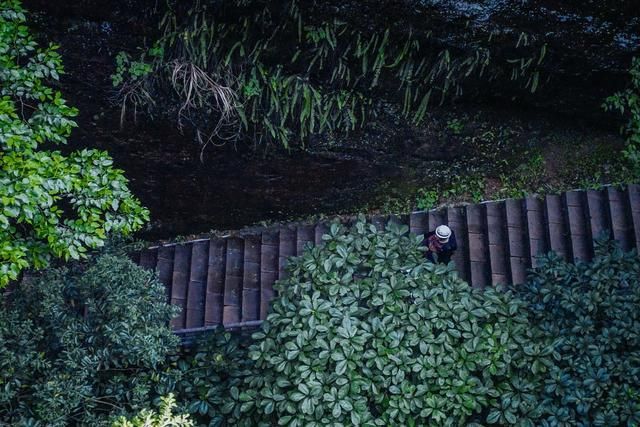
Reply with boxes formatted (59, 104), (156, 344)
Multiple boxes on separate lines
(112, 394), (193, 427)
(0, 254), (180, 425)
(520, 239), (640, 426)
(3, 224), (637, 427)
(229, 219), (552, 426)
(156, 329), (253, 427)
(0, 0), (148, 286)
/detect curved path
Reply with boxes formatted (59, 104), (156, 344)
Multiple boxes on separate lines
(136, 185), (640, 337)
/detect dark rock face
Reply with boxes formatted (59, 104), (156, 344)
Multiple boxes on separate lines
(412, 0), (639, 116)
(18, 0), (635, 239)
(24, 0), (639, 118)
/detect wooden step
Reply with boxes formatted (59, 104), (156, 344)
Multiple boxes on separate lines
(242, 235), (261, 323)
(156, 245), (175, 302)
(447, 206), (470, 282)
(185, 241), (208, 329)
(428, 208), (447, 232)
(371, 214), (386, 231)
(544, 194), (571, 261)
(465, 204), (489, 289)
(607, 186), (634, 251)
(278, 227), (296, 280)
(296, 224), (315, 255)
(223, 238), (244, 325)
(627, 184), (640, 250)
(525, 196), (549, 267)
(137, 185), (640, 334)
(389, 214), (409, 227)
(505, 199), (529, 285)
(315, 222), (329, 246)
(260, 232), (279, 319)
(564, 190), (592, 261)
(586, 188), (610, 241)
(485, 201), (510, 286)
(205, 239), (225, 326)
(170, 244), (191, 330)
(409, 211), (428, 239)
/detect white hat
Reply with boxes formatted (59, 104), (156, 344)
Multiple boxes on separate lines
(435, 225), (451, 242)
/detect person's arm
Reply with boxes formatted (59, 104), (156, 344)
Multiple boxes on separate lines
(425, 231), (436, 262)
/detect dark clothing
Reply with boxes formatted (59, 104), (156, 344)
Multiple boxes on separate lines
(425, 230), (457, 264)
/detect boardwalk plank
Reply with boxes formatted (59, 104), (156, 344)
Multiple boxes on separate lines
(564, 191), (592, 261)
(186, 241), (208, 329)
(545, 194), (571, 261)
(465, 204), (488, 289)
(278, 227), (296, 280)
(586, 189), (610, 241)
(296, 225), (315, 255)
(409, 211), (428, 238)
(428, 209), (447, 231)
(315, 222), (329, 246)
(142, 185), (640, 333)
(505, 199), (529, 285)
(223, 238), (244, 325)
(170, 244), (191, 330)
(447, 206), (470, 283)
(607, 187), (633, 251)
(389, 214), (409, 226)
(628, 184), (640, 250)
(242, 235), (261, 323)
(485, 201), (510, 285)
(156, 246), (175, 302)
(260, 232), (279, 319)
(525, 196), (548, 266)
(371, 214), (386, 231)
(205, 239), (226, 326)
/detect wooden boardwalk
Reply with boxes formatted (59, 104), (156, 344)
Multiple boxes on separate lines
(136, 185), (640, 334)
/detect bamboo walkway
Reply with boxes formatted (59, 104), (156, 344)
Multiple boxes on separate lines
(135, 185), (640, 336)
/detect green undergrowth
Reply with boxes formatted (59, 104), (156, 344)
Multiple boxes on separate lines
(112, 394), (194, 427)
(366, 114), (631, 214)
(361, 58), (639, 214)
(2, 222), (639, 425)
(111, 0), (549, 149)
(175, 221), (640, 426)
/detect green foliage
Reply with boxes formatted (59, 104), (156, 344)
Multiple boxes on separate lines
(156, 329), (253, 427)
(113, 0), (549, 149)
(443, 174), (486, 203)
(112, 394), (194, 427)
(112, 51), (154, 87)
(497, 152), (547, 199)
(604, 57), (640, 180)
(415, 188), (438, 210)
(231, 218), (550, 426)
(520, 240), (640, 425)
(409, 174), (485, 211)
(0, 0), (149, 286)
(0, 254), (180, 426)
(446, 118), (465, 135)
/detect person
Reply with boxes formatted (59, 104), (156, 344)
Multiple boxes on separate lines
(425, 225), (457, 264)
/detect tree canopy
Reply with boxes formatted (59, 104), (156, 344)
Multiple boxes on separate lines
(0, 254), (180, 425)
(0, 0), (148, 286)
